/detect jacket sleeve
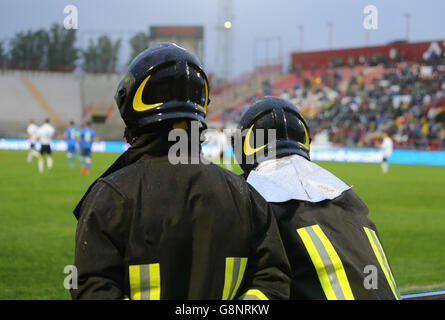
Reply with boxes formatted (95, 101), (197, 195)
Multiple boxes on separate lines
(71, 180), (128, 300)
(236, 185), (291, 300)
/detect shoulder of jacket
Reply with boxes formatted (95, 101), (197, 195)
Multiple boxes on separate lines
(97, 162), (144, 200)
(92, 177), (128, 203)
(335, 188), (369, 214)
(208, 163), (249, 185)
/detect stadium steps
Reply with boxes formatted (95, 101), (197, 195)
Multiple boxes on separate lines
(28, 74), (83, 128)
(0, 73), (48, 123)
(208, 71), (283, 122)
(21, 77), (65, 128)
(0, 71), (83, 135)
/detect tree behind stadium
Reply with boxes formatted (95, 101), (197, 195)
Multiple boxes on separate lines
(0, 41), (6, 69)
(9, 29), (48, 70)
(128, 32), (148, 64)
(7, 23), (78, 72)
(82, 35), (121, 73)
(46, 23), (78, 72)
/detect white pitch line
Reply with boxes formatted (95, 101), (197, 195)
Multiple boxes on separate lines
(400, 282), (445, 293)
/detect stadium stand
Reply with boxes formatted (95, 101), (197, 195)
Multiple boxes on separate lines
(1, 40), (444, 150)
(0, 71), (82, 136)
(209, 41), (445, 151)
(0, 73), (49, 125)
(0, 70), (125, 140)
(79, 73), (125, 140)
(25, 74), (82, 126)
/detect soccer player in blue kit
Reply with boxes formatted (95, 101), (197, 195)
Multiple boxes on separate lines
(78, 121), (96, 175)
(63, 121), (78, 168)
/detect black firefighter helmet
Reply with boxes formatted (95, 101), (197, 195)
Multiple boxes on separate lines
(114, 42), (210, 140)
(235, 96), (311, 173)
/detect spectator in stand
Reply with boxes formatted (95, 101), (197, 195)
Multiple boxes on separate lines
(221, 54), (445, 151)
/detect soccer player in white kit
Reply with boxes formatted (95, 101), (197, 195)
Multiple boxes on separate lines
(37, 118), (55, 173)
(380, 132), (393, 174)
(217, 127), (232, 171)
(26, 120), (40, 163)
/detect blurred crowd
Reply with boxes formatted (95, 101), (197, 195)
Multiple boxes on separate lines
(220, 54), (445, 150)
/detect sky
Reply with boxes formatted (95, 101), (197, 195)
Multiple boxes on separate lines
(0, 0), (444, 79)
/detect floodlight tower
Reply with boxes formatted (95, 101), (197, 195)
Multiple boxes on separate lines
(327, 21), (333, 50)
(404, 13), (411, 41)
(216, 0), (234, 81)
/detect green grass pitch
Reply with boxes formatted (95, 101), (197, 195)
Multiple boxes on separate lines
(0, 150), (444, 299)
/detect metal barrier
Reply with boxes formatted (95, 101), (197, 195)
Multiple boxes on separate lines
(401, 290), (445, 300)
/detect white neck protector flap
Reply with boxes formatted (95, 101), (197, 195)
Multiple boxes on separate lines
(246, 154), (351, 203)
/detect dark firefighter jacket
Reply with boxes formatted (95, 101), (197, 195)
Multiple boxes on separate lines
(71, 132), (291, 300)
(269, 189), (401, 300)
(246, 155), (401, 300)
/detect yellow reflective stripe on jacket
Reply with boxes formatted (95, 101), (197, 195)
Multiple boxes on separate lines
(129, 263), (161, 300)
(222, 257), (248, 300)
(297, 225), (354, 300)
(363, 227), (401, 299)
(148, 263), (161, 299)
(239, 289), (269, 300)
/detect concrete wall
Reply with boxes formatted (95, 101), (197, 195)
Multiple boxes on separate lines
(0, 70), (125, 140)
